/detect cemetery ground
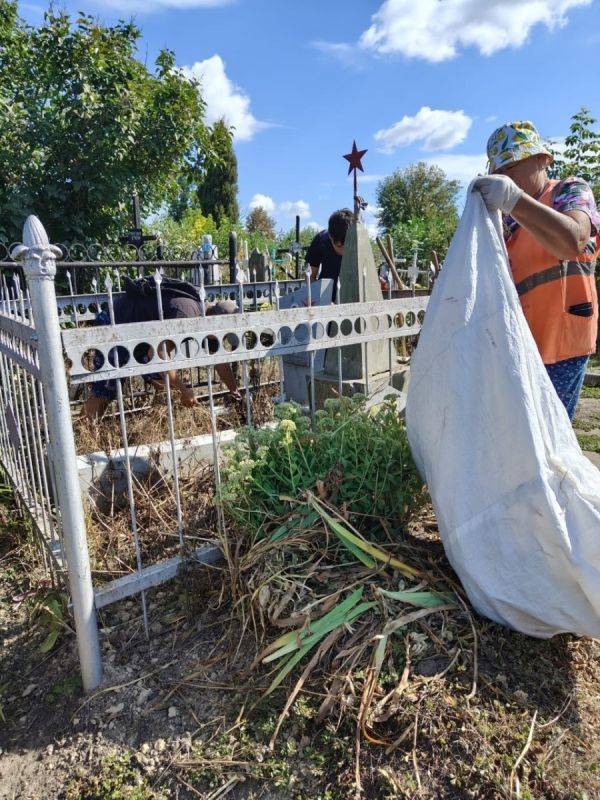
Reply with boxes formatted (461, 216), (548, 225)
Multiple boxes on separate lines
(1, 388), (599, 800)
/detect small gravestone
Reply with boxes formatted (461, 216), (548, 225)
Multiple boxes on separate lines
(249, 249), (269, 282)
(279, 279), (333, 407)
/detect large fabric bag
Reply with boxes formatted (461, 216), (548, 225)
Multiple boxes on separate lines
(406, 189), (600, 637)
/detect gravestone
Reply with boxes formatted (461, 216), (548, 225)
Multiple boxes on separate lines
(314, 220), (404, 406)
(279, 279), (333, 407)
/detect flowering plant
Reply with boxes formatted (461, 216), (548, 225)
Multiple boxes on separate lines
(220, 395), (426, 535)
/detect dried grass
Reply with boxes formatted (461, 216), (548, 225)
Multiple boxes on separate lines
(79, 361), (278, 584)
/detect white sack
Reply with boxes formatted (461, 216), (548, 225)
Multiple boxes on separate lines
(406, 189), (600, 638)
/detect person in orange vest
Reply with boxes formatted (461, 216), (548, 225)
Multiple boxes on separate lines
(473, 120), (599, 420)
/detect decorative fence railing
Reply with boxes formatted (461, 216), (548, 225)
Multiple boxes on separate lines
(0, 216), (429, 692)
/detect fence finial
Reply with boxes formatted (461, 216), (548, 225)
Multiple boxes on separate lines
(13, 216), (62, 281)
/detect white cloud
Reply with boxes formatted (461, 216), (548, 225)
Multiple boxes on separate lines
(182, 55), (268, 142)
(359, 0), (592, 62)
(248, 194), (276, 214)
(245, 197), (313, 229)
(305, 221), (322, 232)
(311, 41), (364, 68)
(348, 173), (386, 184)
(279, 200), (311, 219)
(98, 0), (234, 10)
(374, 107), (472, 154)
(424, 154), (488, 185)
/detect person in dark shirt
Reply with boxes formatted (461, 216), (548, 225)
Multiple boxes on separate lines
(305, 209), (353, 300)
(84, 278), (241, 419)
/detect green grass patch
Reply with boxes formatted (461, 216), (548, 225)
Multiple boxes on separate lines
(577, 432), (600, 452)
(66, 753), (162, 800)
(581, 386), (600, 399)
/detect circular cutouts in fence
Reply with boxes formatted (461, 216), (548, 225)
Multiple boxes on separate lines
(354, 317), (367, 335)
(180, 337), (200, 358)
(294, 323), (310, 344)
(405, 311), (416, 327)
(367, 315), (379, 333)
(157, 339), (177, 361)
(82, 348), (104, 372)
(201, 335), (220, 355)
(312, 322), (325, 340)
(134, 342), (154, 364)
(243, 331), (257, 350)
(340, 318), (353, 336)
(394, 312), (405, 328)
(108, 345), (130, 368)
(327, 320), (339, 338)
(222, 333), (240, 352)
(417, 310), (425, 324)
(279, 326), (292, 345)
(380, 314), (392, 331)
(259, 329), (275, 347)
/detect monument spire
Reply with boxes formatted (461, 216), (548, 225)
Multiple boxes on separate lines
(343, 140), (368, 220)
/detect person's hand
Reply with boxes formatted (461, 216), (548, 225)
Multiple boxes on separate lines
(472, 175), (523, 214)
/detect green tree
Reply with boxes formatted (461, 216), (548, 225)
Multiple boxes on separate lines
(376, 162), (460, 233)
(246, 206), (276, 239)
(548, 107), (600, 201)
(376, 163), (460, 259)
(0, 3), (212, 243)
(195, 119), (239, 226)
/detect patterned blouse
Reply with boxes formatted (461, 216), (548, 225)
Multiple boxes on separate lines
(504, 177), (600, 242)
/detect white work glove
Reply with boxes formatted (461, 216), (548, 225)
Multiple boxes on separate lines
(472, 175), (523, 214)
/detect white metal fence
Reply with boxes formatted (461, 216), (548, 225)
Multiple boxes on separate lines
(0, 216), (429, 692)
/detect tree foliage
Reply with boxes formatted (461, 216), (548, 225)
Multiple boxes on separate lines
(376, 162), (460, 259)
(246, 206), (276, 239)
(0, 3), (212, 243)
(548, 107), (600, 201)
(195, 119), (239, 226)
(376, 163), (460, 232)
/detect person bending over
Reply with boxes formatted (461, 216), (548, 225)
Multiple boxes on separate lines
(305, 208), (353, 301)
(84, 277), (241, 420)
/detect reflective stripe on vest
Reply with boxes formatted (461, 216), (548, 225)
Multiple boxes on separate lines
(514, 259), (596, 297)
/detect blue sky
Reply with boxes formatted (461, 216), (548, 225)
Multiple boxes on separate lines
(18, 0), (600, 235)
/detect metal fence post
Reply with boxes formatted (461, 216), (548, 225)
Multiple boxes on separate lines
(18, 215), (102, 692)
(228, 231), (237, 284)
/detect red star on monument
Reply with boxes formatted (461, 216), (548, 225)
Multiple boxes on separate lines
(343, 141), (368, 175)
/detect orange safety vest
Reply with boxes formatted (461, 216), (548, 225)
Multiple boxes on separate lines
(506, 180), (599, 365)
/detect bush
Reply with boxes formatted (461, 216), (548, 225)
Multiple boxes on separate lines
(220, 396), (426, 535)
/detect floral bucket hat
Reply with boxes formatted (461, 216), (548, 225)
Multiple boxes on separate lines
(486, 120), (553, 173)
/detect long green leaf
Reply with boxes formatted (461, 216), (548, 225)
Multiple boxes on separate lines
(265, 601), (376, 695)
(334, 527), (377, 568)
(377, 589), (455, 608)
(313, 504), (376, 567)
(311, 497), (419, 577)
(40, 627), (60, 653)
(263, 588), (366, 663)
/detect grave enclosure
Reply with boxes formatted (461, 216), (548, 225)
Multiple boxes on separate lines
(0, 215), (429, 691)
